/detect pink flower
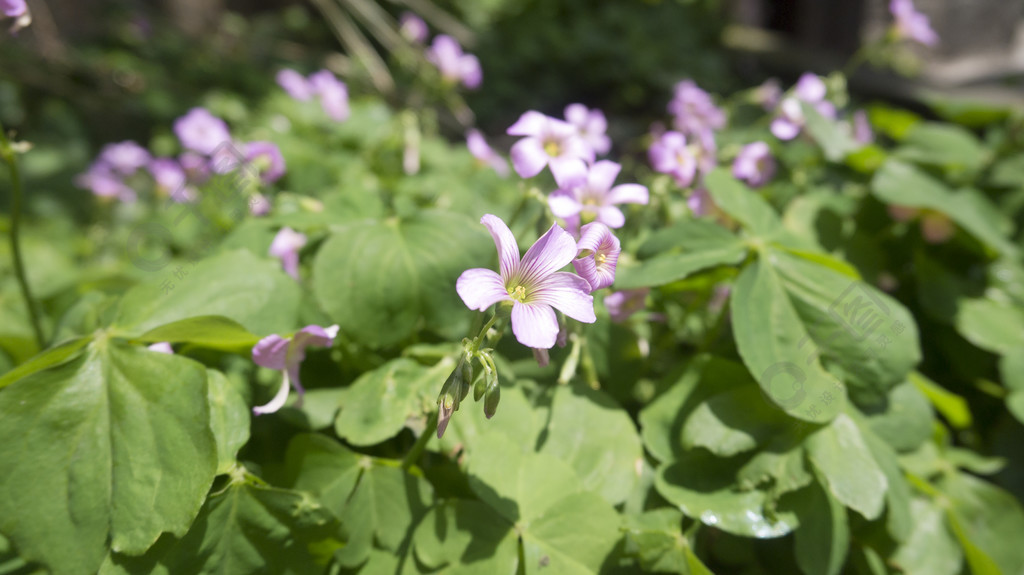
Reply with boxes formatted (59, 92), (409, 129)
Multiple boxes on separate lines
(732, 141), (776, 188)
(251, 324), (339, 415)
(174, 108), (232, 155)
(573, 223), (621, 291)
(74, 164), (135, 202)
(466, 129), (509, 177)
(309, 70), (350, 122)
(456, 214), (595, 349)
(548, 160), (649, 229)
(1, 0), (29, 33)
(668, 80), (725, 137)
(649, 131), (696, 187)
(148, 158), (186, 194)
(269, 227), (307, 280)
(890, 0), (938, 46)
(147, 342), (174, 354)
(564, 103), (611, 157)
(244, 141), (286, 183)
(853, 110), (874, 145)
(426, 35), (481, 89)
(399, 12), (428, 44)
(605, 289), (648, 323)
(99, 141), (151, 175)
(770, 74), (836, 141)
(276, 69), (314, 101)
(507, 111), (594, 180)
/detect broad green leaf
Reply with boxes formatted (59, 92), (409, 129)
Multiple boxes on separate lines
(206, 369), (250, 474)
(946, 513), (1001, 575)
(867, 105), (921, 141)
(989, 152), (1024, 188)
(112, 250), (301, 337)
(312, 211), (491, 348)
(614, 243), (747, 289)
(862, 380), (933, 453)
(909, 371), (971, 429)
(681, 384), (790, 457)
(805, 413), (888, 520)
(735, 429), (813, 495)
(783, 476), (848, 575)
(655, 449), (799, 538)
(637, 218), (742, 258)
(284, 434), (363, 521)
(862, 427), (913, 542)
(335, 357), (454, 446)
(955, 297), (1024, 355)
(520, 492), (621, 575)
(136, 316), (260, 351)
(0, 336), (89, 389)
(730, 260), (845, 423)
(801, 101), (858, 162)
(772, 249), (920, 404)
(705, 168), (782, 236)
(894, 122), (987, 174)
(1008, 392), (1024, 424)
(940, 472), (1024, 575)
(412, 499), (519, 574)
(101, 481), (338, 575)
(467, 432), (581, 524)
(925, 95), (1011, 127)
(622, 509), (713, 575)
(0, 340), (217, 575)
(538, 384), (643, 505)
(891, 498), (962, 575)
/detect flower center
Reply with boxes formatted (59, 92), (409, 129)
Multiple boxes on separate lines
(509, 285), (528, 302)
(544, 140), (561, 157)
(596, 253), (607, 266)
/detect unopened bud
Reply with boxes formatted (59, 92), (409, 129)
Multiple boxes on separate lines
(435, 362), (465, 438)
(473, 370), (486, 401)
(483, 377), (500, 419)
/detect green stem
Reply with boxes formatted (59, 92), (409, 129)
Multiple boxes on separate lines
(402, 410), (438, 471)
(0, 123), (45, 349)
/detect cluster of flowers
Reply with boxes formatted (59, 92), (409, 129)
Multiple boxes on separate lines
(400, 12), (481, 90)
(275, 68), (350, 122)
(75, 107), (284, 210)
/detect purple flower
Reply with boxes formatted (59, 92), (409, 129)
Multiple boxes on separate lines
(573, 223), (620, 291)
(770, 74), (836, 141)
(249, 193), (271, 216)
(456, 214), (595, 349)
(508, 111), (594, 180)
(649, 131), (696, 187)
(276, 69), (314, 101)
(399, 12), (428, 44)
(426, 35), (482, 89)
(147, 342), (174, 354)
(179, 151), (209, 180)
(99, 141), (150, 175)
(688, 187), (714, 217)
(891, 0), (938, 46)
(754, 78), (782, 110)
(853, 110), (874, 145)
(467, 129), (509, 177)
(174, 108), (231, 155)
(251, 324), (339, 415)
(245, 141), (286, 183)
(668, 80), (726, 136)
(148, 158), (186, 193)
(269, 227), (307, 280)
(309, 70), (350, 122)
(209, 145), (242, 175)
(1, 0), (26, 18)
(548, 160), (649, 229)
(604, 289), (648, 323)
(565, 103), (611, 157)
(732, 141), (776, 188)
(74, 164), (135, 202)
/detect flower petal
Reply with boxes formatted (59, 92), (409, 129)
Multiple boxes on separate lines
(518, 223), (578, 285)
(532, 272), (596, 323)
(548, 188), (583, 219)
(480, 214), (520, 281)
(456, 268), (511, 311)
(291, 324), (339, 355)
(587, 160), (622, 193)
(510, 138), (549, 178)
(511, 302), (559, 349)
(551, 156), (587, 189)
(771, 118), (800, 141)
(253, 371), (291, 415)
(507, 111), (549, 137)
(607, 183), (649, 206)
(597, 205), (625, 228)
(252, 334), (289, 370)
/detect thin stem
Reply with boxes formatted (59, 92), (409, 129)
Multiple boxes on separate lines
(402, 410), (438, 471)
(0, 124), (45, 349)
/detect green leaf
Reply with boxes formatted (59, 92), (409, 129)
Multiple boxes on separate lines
(623, 509), (712, 575)
(284, 434), (363, 515)
(520, 492), (621, 575)
(615, 243), (748, 289)
(101, 481), (339, 575)
(909, 371), (972, 429)
(335, 357), (454, 446)
(735, 429), (813, 495)
(862, 426), (913, 542)
(681, 384), (790, 457)
(867, 105), (921, 141)
(655, 449), (799, 538)
(136, 316), (260, 351)
(894, 122), (987, 174)
(891, 498), (962, 575)
(437, 382), (544, 457)
(704, 168), (782, 236)
(940, 472), (1024, 575)
(637, 219), (742, 258)
(538, 384), (643, 506)
(801, 101), (858, 162)
(805, 413), (888, 520)
(206, 369), (250, 474)
(989, 152), (1024, 188)
(955, 297), (1024, 355)
(730, 260), (845, 423)
(784, 475), (848, 575)
(0, 336), (90, 389)
(112, 250), (301, 337)
(0, 340), (217, 575)
(412, 499), (519, 574)
(862, 380), (933, 453)
(312, 211), (491, 348)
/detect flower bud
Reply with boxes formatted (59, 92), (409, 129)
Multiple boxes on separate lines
(483, 375), (500, 419)
(435, 362), (465, 438)
(473, 369), (487, 401)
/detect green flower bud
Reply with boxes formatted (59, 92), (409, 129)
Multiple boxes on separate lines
(483, 376), (500, 419)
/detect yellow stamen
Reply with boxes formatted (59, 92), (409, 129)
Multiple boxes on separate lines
(544, 141), (561, 157)
(509, 285), (527, 302)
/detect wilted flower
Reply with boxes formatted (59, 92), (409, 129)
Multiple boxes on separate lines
(269, 227), (307, 280)
(605, 289), (648, 323)
(276, 69), (314, 101)
(399, 12), (428, 44)
(564, 103), (611, 157)
(99, 141), (151, 175)
(148, 158), (186, 194)
(251, 324), (339, 415)
(245, 141), (286, 184)
(507, 111), (593, 180)
(890, 0), (938, 46)
(770, 74), (836, 141)
(548, 160), (649, 229)
(649, 131), (696, 187)
(309, 70), (350, 122)
(466, 129), (509, 177)
(426, 35), (482, 89)
(147, 342), (174, 354)
(668, 80), (726, 136)
(732, 141), (776, 188)
(573, 222), (621, 291)
(174, 108), (232, 155)
(456, 214), (595, 349)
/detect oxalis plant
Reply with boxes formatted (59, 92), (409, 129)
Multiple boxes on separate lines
(2, 3), (1024, 575)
